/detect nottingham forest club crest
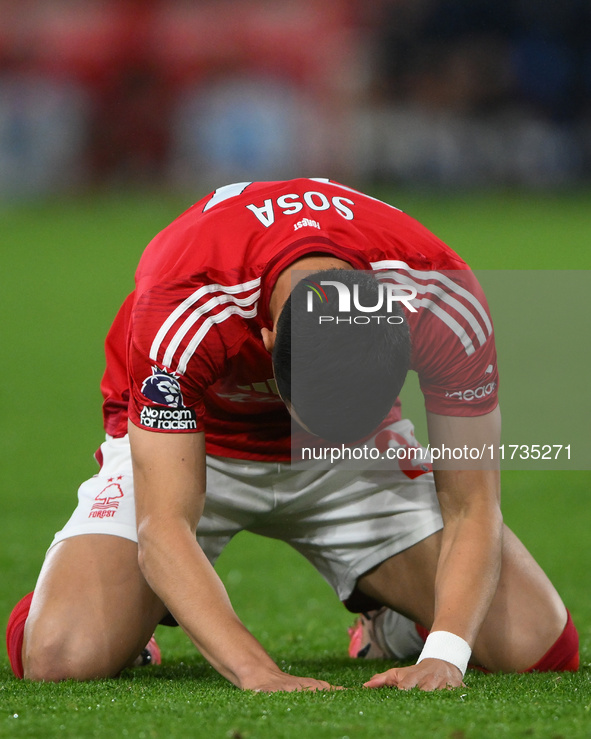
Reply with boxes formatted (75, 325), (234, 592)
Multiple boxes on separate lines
(141, 367), (185, 408)
(89, 477), (124, 519)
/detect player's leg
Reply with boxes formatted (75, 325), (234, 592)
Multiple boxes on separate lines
(10, 437), (265, 681)
(354, 524), (572, 672)
(476, 525), (571, 670)
(252, 417), (576, 674)
(21, 534), (168, 681)
(8, 435), (168, 681)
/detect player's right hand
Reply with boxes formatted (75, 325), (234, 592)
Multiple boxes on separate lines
(363, 659), (465, 691)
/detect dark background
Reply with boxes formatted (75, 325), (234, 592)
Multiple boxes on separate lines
(1, 0), (590, 198)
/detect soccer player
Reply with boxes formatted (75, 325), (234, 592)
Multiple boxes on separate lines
(7, 179), (578, 690)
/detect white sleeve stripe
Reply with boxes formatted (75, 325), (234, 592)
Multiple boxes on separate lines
(371, 260), (493, 335)
(149, 278), (261, 362)
(413, 298), (476, 355)
(202, 182), (252, 212)
(381, 271), (488, 347)
(162, 290), (260, 368)
(177, 304), (258, 375)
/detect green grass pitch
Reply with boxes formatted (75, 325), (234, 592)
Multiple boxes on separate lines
(1, 187), (590, 738)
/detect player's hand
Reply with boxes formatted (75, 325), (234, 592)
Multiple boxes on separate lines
(363, 659), (466, 691)
(242, 669), (343, 693)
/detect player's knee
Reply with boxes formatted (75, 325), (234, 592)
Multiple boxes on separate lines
(23, 622), (117, 682)
(520, 610), (579, 674)
(475, 605), (574, 674)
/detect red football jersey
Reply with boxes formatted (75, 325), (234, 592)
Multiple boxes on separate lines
(101, 179), (498, 460)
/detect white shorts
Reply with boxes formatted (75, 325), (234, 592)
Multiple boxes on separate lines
(50, 420), (443, 602)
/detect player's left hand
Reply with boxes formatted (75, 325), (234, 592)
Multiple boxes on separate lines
(363, 658), (466, 691)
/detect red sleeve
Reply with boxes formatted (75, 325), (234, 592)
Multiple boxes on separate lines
(408, 269), (499, 416)
(127, 283), (228, 433)
(101, 292), (135, 438)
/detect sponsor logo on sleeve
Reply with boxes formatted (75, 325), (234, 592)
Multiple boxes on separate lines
(445, 381), (497, 402)
(140, 367), (198, 430)
(141, 367), (185, 407)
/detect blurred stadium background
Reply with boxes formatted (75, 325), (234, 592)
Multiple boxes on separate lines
(1, 0), (591, 198)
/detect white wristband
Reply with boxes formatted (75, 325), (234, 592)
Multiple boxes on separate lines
(416, 631), (472, 677)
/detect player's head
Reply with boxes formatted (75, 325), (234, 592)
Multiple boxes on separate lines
(273, 269), (411, 443)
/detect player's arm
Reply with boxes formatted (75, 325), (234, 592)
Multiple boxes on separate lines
(128, 420), (338, 692)
(426, 407), (503, 643)
(366, 406), (502, 690)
